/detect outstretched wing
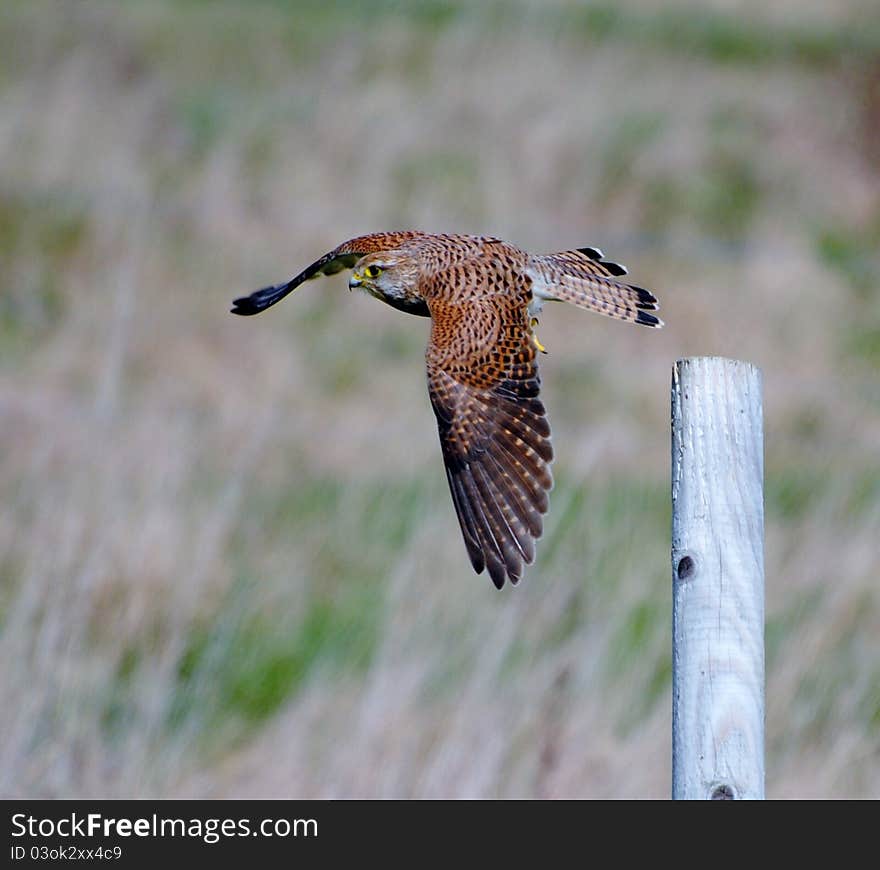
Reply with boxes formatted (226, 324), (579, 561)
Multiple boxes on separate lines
(427, 288), (553, 589)
(231, 231), (424, 315)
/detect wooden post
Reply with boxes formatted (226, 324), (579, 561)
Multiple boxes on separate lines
(671, 357), (765, 800)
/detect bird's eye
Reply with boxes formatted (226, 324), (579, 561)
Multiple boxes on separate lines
(363, 265), (382, 279)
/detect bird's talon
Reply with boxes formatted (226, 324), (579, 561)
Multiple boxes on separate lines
(530, 317), (548, 354)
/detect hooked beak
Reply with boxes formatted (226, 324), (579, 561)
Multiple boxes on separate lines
(349, 272), (363, 291)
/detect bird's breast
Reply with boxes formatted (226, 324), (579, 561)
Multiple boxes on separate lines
(372, 288), (430, 318)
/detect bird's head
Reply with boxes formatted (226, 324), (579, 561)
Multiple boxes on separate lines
(349, 252), (427, 315)
(230, 234), (431, 319)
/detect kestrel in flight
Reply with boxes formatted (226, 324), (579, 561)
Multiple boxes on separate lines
(232, 232), (661, 589)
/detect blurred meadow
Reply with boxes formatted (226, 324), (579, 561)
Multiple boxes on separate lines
(1, 0), (879, 798)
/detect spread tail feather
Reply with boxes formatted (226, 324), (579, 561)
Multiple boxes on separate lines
(533, 248), (663, 328)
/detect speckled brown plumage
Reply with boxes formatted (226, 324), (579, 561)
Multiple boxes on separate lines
(233, 232), (661, 589)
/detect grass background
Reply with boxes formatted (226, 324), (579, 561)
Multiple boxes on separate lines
(1, 0), (878, 798)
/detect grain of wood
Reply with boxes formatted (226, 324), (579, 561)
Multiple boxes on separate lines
(671, 357), (765, 800)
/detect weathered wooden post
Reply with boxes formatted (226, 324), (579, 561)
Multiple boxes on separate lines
(671, 357), (765, 800)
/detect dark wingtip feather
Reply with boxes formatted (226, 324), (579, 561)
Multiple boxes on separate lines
(230, 296), (263, 316)
(577, 246), (604, 259)
(230, 281), (292, 316)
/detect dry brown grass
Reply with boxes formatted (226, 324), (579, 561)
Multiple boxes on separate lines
(0, 0), (878, 798)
